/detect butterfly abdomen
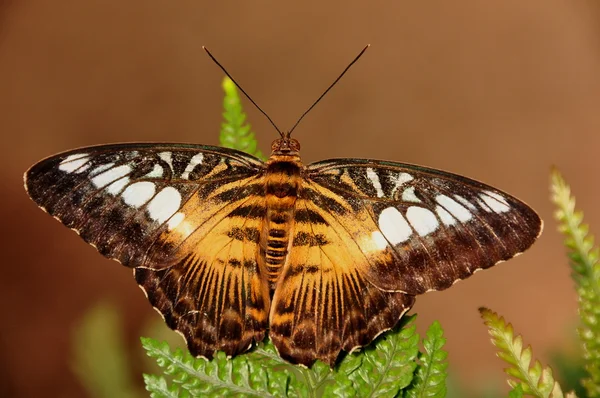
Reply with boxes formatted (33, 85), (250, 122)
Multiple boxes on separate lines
(262, 158), (303, 285)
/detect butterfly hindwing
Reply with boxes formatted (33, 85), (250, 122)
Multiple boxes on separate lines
(25, 143), (272, 358)
(134, 192), (271, 358)
(307, 158), (542, 295)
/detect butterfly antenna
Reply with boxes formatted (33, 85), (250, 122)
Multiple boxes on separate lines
(288, 44), (370, 136)
(203, 46), (284, 137)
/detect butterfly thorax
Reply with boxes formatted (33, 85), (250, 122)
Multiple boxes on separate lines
(261, 143), (303, 287)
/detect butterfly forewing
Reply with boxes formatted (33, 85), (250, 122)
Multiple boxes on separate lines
(306, 158), (542, 295)
(25, 143), (264, 267)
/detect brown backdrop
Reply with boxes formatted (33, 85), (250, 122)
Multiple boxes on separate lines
(1, 1), (599, 396)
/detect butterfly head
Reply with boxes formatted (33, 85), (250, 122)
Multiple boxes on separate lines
(271, 132), (301, 157)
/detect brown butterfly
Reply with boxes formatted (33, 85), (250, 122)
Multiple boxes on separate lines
(24, 46), (542, 367)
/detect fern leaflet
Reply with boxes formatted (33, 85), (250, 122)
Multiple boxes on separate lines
(551, 169), (600, 397)
(480, 307), (567, 398)
(220, 77), (265, 160)
(405, 320), (448, 398)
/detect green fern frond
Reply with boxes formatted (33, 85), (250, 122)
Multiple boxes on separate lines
(509, 383), (526, 398)
(141, 316), (426, 397)
(405, 320), (448, 398)
(220, 77), (265, 160)
(479, 307), (567, 398)
(231, 337), (310, 397)
(330, 315), (420, 397)
(141, 337), (295, 397)
(551, 169), (600, 397)
(143, 374), (183, 398)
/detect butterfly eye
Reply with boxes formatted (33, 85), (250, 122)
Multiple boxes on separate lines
(271, 139), (282, 152)
(290, 138), (301, 151)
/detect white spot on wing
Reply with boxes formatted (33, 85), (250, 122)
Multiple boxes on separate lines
(159, 152), (173, 171)
(390, 172), (413, 196)
(436, 194), (472, 222)
(484, 190), (510, 205)
(145, 164), (164, 178)
(436, 205), (456, 226)
(181, 153), (204, 179)
(370, 231), (389, 250)
(167, 212), (185, 230)
(58, 153), (90, 173)
(406, 206), (439, 236)
(60, 153), (88, 162)
(454, 195), (477, 211)
(480, 191), (510, 213)
(106, 176), (130, 195)
(401, 186), (421, 203)
(366, 168), (385, 198)
(77, 164), (91, 173)
(173, 219), (195, 239)
(122, 181), (156, 208)
(147, 187), (182, 223)
(477, 198), (493, 212)
(92, 165), (131, 189)
(90, 163), (115, 176)
(378, 207), (412, 245)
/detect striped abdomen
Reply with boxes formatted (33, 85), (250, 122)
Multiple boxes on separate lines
(261, 158), (302, 287)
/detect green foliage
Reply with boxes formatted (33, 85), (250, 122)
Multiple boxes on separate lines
(141, 316), (435, 397)
(508, 384), (525, 398)
(141, 337), (294, 397)
(405, 321), (448, 398)
(479, 307), (567, 398)
(220, 76), (265, 160)
(333, 315), (421, 397)
(71, 301), (142, 398)
(551, 169), (600, 397)
(143, 374), (182, 398)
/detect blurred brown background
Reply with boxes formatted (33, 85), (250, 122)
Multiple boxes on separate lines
(1, 0), (599, 396)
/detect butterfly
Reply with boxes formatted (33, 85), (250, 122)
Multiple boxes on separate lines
(24, 46), (542, 367)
